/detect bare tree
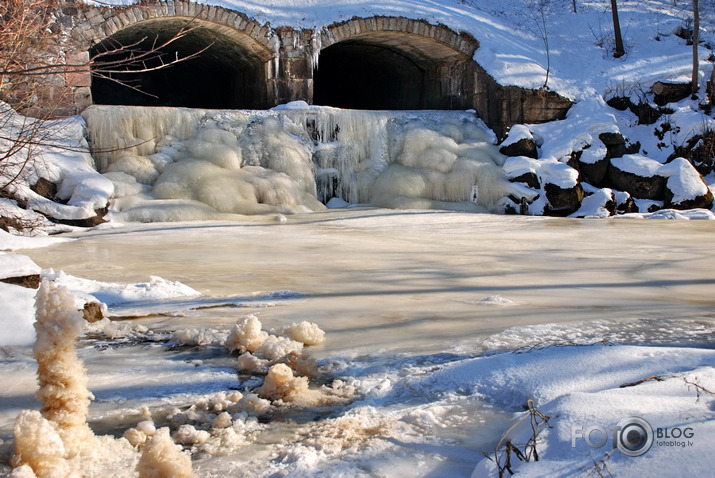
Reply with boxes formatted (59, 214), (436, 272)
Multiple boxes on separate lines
(0, 0), (208, 221)
(611, 0), (625, 57)
(525, 0), (552, 89)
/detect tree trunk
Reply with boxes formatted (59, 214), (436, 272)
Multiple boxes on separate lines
(692, 0), (700, 94)
(611, 0), (625, 58)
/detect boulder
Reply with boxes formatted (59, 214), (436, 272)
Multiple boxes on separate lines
(544, 182), (585, 215)
(574, 143), (609, 186)
(606, 96), (633, 111)
(31, 177), (58, 200)
(500, 137), (538, 158)
(499, 125), (538, 158)
(82, 301), (106, 323)
(508, 171), (540, 189)
(660, 158), (715, 210)
(569, 188), (616, 218)
(608, 155), (666, 200)
(598, 132), (640, 159)
(56, 207), (109, 228)
(614, 190), (639, 214)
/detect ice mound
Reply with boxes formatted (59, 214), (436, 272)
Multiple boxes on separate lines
(281, 320), (326, 346)
(256, 363), (310, 402)
(371, 116), (508, 212)
(226, 315), (270, 354)
(30, 279), (96, 456)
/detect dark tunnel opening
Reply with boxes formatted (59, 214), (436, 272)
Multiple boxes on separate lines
(313, 41), (428, 110)
(90, 20), (270, 109)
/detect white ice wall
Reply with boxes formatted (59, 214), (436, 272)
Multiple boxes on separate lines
(82, 104), (509, 221)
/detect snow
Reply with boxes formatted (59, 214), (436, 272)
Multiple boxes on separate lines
(612, 153), (663, 176)
(468, 345), (715, 477)
(0, 254), (40, 280)
(0, 282), (36, 346)
(659, 157), (711, 203)
(503, 155), (579, 188)
(0, 104), (113, 223)
(569, 187), (614, 218)
(0, 263), (201, 347)
(44, 270), (200, 306)
(0, 229), (71, 251)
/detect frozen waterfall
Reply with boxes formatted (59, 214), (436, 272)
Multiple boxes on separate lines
(82, 103), (510, 221)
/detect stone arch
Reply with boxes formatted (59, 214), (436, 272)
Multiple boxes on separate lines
(313, 17), (479, 110)
(80, 2), (276, 108)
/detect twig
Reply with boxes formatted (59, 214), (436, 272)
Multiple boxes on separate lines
(683, 377), (715, 402)
(619, 375), (667, 388)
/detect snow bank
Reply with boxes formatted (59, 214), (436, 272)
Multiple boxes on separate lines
(45, 269), (200, 306)
(0, 265), (201, 347)
(0, 282), (37, 346)
(0, 253), (40, 346)
(463, 345), (715, 477)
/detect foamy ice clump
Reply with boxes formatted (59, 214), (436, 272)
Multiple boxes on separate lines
(226, 315), (353, 406)
(10, 279), (193, 477)
(136, 428), (194, 478)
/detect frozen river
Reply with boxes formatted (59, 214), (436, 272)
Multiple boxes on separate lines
(3, 209), (715, 476)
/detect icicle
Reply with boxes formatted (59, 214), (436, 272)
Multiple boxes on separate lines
(271, 35), (281, 79)
(310, 29), (322, 71)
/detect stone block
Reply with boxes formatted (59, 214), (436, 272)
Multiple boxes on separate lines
(65, 52), (91, 87)
(116, 12), (130, 28)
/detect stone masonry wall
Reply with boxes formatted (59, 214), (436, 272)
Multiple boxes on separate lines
(24, 0), (571, 135)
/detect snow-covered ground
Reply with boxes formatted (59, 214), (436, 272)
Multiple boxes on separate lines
(1, 1), (715, 477)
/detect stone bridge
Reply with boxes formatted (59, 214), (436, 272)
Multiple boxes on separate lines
(46, 0), (571, 137)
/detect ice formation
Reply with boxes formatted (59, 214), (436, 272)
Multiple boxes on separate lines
(282, 320), (326, 346)
(256, 364), (310, 402)
(82, 105), (511, 221)
(224, 315), (353, 407)
(28, 279), (96, 457)
(10, 279), (194, 477)
(226, 315), (270, 354)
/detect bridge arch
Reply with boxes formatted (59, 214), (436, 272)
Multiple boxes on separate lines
(41, 4), (571, 136)
(314, 17), (479, 110)
(83, 3), (276, 108)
